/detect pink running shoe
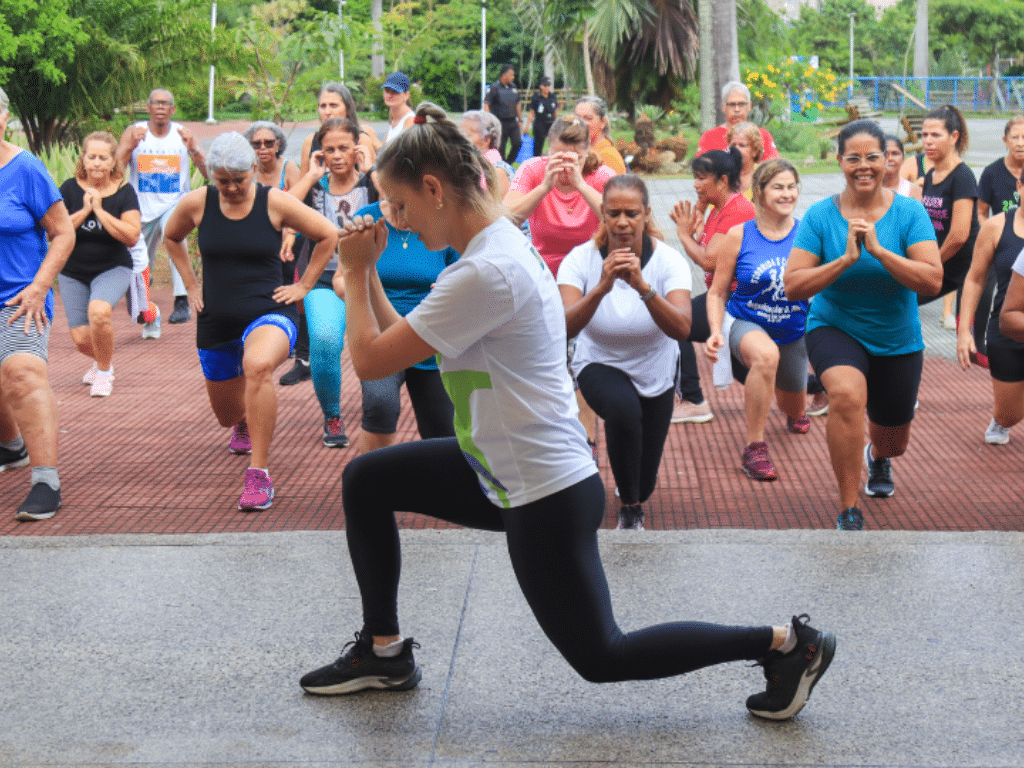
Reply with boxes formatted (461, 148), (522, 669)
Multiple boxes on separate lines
(238, 468), (273, 511)
(787, 415), (810, 434)
(742, 441), (778, 482)
(90, 368), (114, 397)
(229, 421), (252, 455)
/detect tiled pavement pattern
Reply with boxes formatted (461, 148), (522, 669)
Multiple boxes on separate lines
(1, 124), (1019, 536)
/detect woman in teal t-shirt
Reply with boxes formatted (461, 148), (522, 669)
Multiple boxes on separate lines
(784, 120), (941, 531)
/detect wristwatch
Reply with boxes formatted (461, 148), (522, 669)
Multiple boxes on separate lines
(640, 286), (657, 303)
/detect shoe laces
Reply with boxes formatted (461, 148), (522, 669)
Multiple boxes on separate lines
(335, 631), (419, 665)
(869, 453), (892, 482)
(235, 421), (250, 441)
(325, 416), (345, 436)
(744, 442), (775, 475)
(243, 468), (269, 492)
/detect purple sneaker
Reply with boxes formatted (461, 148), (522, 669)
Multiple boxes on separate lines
(238, 468), (273, 511)
(229, 421), (251, 455)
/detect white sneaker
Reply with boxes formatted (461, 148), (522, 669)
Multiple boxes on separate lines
(82, 362), (98, 385)
(942, 314), (956, 330)
(90, 368), (114, 397)
(142, 306), (162, 339)
(671, 399), (714, 424)
(984, 417), (1010, 445)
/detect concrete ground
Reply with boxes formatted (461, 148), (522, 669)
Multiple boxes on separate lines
(1, 116), (1022, 767)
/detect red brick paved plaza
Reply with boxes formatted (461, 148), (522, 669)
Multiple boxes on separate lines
(0, 286), (1020, 536)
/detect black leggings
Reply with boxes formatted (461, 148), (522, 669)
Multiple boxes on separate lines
(342, 438), (773, 683)
(577, 363), (673, 505)
(677, 293), (749, 403)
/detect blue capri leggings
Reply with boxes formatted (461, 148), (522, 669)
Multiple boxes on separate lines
(198, 313), (297, 382)
(305, 285), (345, 419)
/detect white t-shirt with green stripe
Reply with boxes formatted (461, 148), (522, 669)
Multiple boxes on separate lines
(406, 217), (597, 508)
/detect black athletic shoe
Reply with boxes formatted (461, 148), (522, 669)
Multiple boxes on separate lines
(746, 614), (836, 721)
(322, 416), (349, 448)
(279, 358), (311, 386)
(616, 504), (644, 530)
(864, 442), (894, 497)
(301, 632), (422, 695)
(0, 444), (29, 473)
(15, 483), (62, 521)
(836, 506), (865, 531)
(168, 295), (191, 324)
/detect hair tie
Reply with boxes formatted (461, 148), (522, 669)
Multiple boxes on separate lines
(413, 114), (427, 125)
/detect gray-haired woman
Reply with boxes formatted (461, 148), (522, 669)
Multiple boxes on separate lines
(163, 132), (339, 512)
(0, 86), (75, 521)
(459, 110), (514, 197)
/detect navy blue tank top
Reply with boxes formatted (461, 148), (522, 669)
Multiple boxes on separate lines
(196, 183), (296, 349)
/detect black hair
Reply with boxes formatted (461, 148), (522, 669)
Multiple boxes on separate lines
(595, 174), (664, 247)
(837, 119), (885, 156)
(690, 147), (742, 193)
(499, 63), (514, 76)
(317, 118), (360, 146)
(924, 104), (969, 154)
(883, 134), (905, 155)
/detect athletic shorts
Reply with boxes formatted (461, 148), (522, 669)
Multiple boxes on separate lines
(986, 331), (1024, 383)
(57, 267), (132, 329)
(805, 325), (922, 428)
(0, 304), (50, 364)
(197, 313), (297, 382)
(728, 319), (808, 394)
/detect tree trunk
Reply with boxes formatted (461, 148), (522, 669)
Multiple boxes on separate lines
(913, 0), (928, 79)
(698, 0), (715, 132)
(372, 0), (384, 76)
(712, 0), (740, 126)
(582, 19), (595, 96)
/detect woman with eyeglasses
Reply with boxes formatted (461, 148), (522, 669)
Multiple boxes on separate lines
(784, 120), (941, 531)
(244, 121), (302, 285)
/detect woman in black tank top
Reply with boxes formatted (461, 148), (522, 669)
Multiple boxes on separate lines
(164, 132), (339, 512)
(957, 173), (1024, 445)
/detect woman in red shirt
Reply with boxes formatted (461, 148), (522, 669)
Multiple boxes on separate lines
(504, 115), (616, 277)
(669, 147), (756, 423)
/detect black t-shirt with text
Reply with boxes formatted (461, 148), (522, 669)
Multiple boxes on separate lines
(59, 179), (138, 283)
(921, 161), (980, 283)
(979, 158), (1020, 215)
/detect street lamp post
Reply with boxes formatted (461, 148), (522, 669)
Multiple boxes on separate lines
(481, 0), (487, 107)
(848, 12), (855, 100)
(206, 3), (217, 124)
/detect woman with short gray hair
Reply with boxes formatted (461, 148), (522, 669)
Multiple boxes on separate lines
(0, 86), (76, 521)
(162, 132), (340, 512)
(459, 110), (514, 197)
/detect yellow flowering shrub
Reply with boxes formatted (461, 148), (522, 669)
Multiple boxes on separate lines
(744, 59), (845, 121)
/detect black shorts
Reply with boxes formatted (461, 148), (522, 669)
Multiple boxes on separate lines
(986, 328), (1024, 383)
(805, 325), (922, 427)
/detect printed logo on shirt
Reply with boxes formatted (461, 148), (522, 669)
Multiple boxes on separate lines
(137, 154), (182, 194)
(921, 195), (949, 232)
(1003, 194), (1020, 213)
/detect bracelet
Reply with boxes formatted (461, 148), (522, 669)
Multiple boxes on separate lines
(640, 286), (657, 303)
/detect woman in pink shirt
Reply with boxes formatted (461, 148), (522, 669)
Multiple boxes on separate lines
(504, 116), (616, 277)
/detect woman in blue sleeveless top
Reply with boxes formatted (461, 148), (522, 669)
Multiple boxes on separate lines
(706, 160), (809, 483)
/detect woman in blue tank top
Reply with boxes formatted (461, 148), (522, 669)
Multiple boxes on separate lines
(706, 160), (809, 483)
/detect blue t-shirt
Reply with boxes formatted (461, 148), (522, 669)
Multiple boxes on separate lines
(727, 219), (807, 344)
(0, 151), (63, 319)
(355, 202), (459, 370)
(794, 193), (936, 356)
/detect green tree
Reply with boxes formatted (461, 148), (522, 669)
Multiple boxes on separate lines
(934, 0), (1024, 105)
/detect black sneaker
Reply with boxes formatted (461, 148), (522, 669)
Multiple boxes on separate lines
(16, 482), (62, 521)
(301, 632), (422, 695)
(746, 614), (836, 721)
(168, 295), (191, 324)
(836, 506), (865, 531)
(279, 358), (311, 386)
(616, 504), (644, 530)
(864, 442), (894, 497)
(0, 444), (29, 473)
(322, 415), (349, 448)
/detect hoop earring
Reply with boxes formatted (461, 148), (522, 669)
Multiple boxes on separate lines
(436, 199), (444, 210)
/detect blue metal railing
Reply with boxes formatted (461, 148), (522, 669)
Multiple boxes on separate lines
(822, 76), (1024, 112)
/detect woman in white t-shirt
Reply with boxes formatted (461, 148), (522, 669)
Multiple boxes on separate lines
(298, 102), (835, 724)
(558, 176), (692, 531)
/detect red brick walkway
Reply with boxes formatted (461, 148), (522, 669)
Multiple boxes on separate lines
(1, 288), (1020, 536)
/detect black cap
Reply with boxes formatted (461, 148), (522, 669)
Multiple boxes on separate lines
(539, 76), (552, 86)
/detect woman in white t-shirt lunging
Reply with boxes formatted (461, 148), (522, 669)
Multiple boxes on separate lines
(558, 175), (692, 531)
(299, 102), (835, 723)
